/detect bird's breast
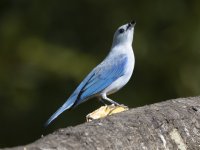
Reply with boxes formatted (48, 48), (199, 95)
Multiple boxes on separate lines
(125, 51), (135, 76)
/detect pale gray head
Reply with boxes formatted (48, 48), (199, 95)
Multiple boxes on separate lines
(112, 20), (136, 47)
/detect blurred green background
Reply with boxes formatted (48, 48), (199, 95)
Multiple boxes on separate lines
(1, 0), (200, 148)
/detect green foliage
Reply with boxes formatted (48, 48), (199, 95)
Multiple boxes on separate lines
(1, 0), (200, 147)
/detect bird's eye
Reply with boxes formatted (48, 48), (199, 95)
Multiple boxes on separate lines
(119, 28), (125, 34)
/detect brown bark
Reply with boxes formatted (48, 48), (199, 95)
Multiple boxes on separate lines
(5, 96), (200, 150)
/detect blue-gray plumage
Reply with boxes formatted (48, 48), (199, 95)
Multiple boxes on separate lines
(45, 21), (136, 126)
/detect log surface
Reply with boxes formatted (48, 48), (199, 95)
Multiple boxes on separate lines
(5, 96), (200, 150)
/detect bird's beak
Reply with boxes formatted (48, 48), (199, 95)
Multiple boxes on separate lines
(130, 20), (136, 26)
(126, 20), (136, 30)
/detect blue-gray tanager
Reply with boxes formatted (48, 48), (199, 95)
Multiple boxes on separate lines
(45, 21), (136, 126)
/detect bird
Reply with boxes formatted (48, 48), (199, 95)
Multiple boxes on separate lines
(45, 20), (136, 126)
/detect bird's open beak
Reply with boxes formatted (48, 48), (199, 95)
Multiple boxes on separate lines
(126, 20), (136, 30)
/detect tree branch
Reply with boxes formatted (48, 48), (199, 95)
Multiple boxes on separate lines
(6, 96), (200, 150)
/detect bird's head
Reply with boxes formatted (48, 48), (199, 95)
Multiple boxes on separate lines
(112, 20), (136, 47)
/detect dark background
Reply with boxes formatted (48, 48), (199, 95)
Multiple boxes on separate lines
(1, 0), (200, 148)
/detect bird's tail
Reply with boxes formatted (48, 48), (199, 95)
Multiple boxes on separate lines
(45, 71), (95, 127)
(45, 95), (76, 127)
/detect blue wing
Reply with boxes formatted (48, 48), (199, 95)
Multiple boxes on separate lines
(73, 54), (128, 106)
(45, 54), (127, 126)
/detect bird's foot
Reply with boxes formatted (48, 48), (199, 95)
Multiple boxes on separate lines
(111, 103), (128, 109)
